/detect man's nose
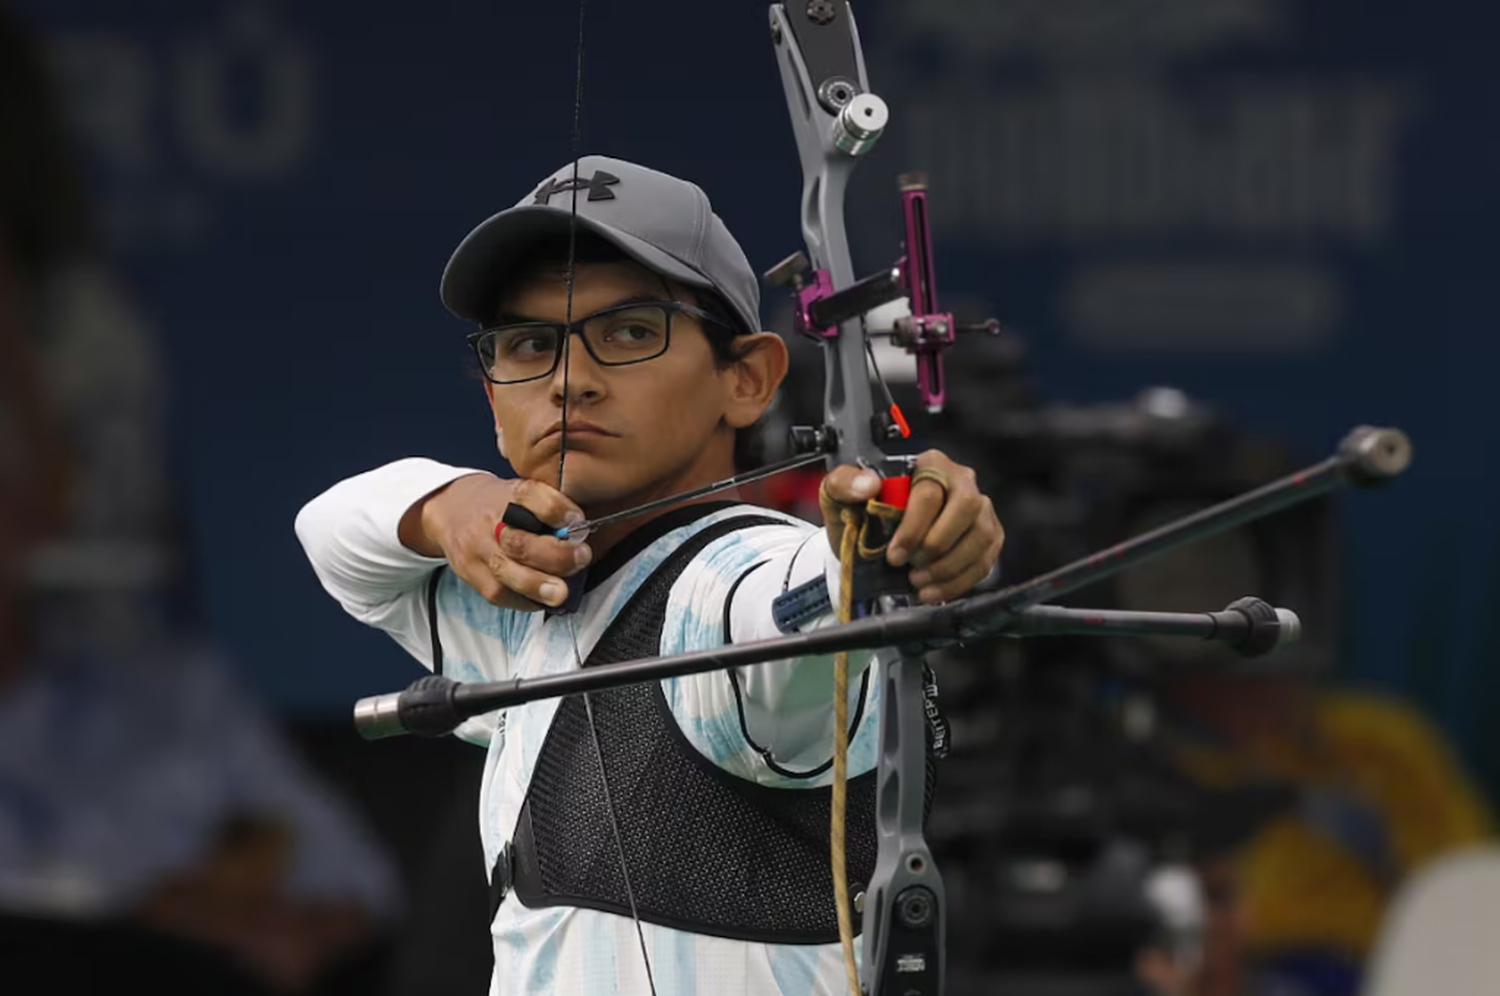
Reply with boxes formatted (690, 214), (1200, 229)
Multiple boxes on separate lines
(549, 333), (605, 400)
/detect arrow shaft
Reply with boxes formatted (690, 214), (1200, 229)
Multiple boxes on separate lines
(563, 450), (828, 538)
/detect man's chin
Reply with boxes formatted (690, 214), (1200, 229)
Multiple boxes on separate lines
(518, 457), (637, 512)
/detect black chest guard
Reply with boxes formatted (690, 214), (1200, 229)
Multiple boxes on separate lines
(490, 514), (935, 944)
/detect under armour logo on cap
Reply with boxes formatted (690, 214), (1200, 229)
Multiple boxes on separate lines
(533, 170), (620, 205)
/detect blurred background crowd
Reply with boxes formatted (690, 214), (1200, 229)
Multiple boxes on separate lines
(0, 1), (1495, 994)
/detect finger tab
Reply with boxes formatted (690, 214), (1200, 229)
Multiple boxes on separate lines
(502, 503), (551, 535)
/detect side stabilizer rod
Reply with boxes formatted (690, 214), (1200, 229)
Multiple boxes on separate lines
(352, 597), (1297, 740)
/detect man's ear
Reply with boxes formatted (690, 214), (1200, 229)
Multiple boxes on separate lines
(483, 382), (509, 459)
(723, 332), (790, 429)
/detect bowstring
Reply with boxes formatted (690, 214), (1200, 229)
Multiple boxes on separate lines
(561, 2), (659, 993)
(559, 0), (583, 494)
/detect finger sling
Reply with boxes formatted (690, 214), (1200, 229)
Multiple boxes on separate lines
(832, 505), (862, 995)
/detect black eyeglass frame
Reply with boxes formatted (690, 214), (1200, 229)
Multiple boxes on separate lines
(466, 300), (737, 385)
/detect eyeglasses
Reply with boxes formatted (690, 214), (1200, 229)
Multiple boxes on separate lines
(468, 301), (734, 385)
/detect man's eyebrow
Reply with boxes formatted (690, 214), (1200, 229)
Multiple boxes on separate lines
(492, 294), (677, 325)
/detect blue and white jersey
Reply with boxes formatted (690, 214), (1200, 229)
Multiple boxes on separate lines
(297, 458), (878, 996)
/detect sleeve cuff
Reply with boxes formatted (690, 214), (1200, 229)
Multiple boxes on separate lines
(366, 457), (491, 555)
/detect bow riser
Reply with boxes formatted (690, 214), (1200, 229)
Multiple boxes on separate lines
(772, 5), (946, 993)
(770, 3), (894, 474)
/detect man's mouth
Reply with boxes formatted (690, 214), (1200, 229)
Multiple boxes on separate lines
(540, 421), (615, 441)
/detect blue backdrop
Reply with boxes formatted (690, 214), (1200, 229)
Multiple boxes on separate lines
(15, 1), (1498, 786)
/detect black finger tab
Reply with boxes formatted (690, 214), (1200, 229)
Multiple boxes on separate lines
(502, 503), (552, 535)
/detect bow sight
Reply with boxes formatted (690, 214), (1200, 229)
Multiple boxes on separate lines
(351, 5), (1414, 995)
(762, 170), (1001, 429)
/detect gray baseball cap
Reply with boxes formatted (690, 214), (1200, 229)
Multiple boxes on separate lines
(440, 155), (762, 335)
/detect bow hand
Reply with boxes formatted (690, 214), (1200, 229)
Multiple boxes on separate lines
(818, 450), (1005, 606)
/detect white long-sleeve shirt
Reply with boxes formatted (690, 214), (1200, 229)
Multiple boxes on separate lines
(295, 457), (879, 996)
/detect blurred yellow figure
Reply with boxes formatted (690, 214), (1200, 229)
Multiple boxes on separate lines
(1237, 692), (1491, 957)
(1167, 678), (1494, 996)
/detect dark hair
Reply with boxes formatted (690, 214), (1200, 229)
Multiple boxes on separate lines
(489, 231), (768, 472)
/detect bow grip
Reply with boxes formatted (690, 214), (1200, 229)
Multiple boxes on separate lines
(878, 475), (911, 510)
(848, 473), (916, 604)
(500, 503), (586, 616)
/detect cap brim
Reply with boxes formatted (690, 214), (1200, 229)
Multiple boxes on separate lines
(440, 205), (715, 324)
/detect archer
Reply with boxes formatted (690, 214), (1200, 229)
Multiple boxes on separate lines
(295, 155), (1004, 996)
